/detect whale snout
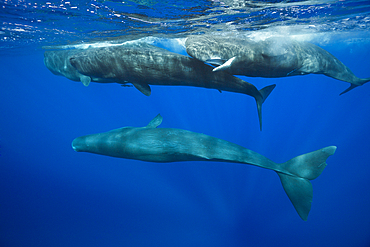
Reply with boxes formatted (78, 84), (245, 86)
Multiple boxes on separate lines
(71, 137), (83, 152)
(71, 139), (78, 152)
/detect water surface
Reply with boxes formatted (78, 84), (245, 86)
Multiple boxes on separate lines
(1, 1), (370, 246)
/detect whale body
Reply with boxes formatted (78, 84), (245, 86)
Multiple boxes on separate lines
(72, 114), (337, 220)
(67, 43), (275, 130)
(185, 35), (370, 94)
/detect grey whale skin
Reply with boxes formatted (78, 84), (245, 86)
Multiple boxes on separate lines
(44, 49), (113, 86)
(185, 35), (370, 94)
(66, 43), (275, 130)
(72, 114), (337, 221)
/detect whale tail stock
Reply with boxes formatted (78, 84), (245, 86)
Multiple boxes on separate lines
(340, 77), (370, 95)
(255, 84), (276, 131)
(276, 146), (337, 221)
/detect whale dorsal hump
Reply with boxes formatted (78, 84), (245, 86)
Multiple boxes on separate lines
(80, 75), (91, 87)
(146, 114), (163, 128)
(133, 83), (151, 96)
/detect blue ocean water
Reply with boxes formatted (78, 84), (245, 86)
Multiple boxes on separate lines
(1, 1), (370, 246)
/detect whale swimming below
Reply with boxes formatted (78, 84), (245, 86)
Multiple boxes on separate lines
(185, 35), (370, 94)
(72, 114), (337, 220)
(67, 43), (275, 130)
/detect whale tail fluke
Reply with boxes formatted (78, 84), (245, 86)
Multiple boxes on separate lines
(340, 78), (370, 95)
(256, 84), (276, 130)
(277, 146), (337, 221)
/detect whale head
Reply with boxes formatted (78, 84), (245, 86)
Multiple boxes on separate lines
(44, 50), (91, 84)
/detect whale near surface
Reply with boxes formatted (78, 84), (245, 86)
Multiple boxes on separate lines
(72, 114), (337, 221)
(44, 49), (113, 86)
(43, 43), (275, 130)
(62, 42), (275, 130)
(185, 35), (370, 94)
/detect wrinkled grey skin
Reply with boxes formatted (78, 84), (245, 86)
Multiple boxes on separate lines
(44, 43), (159, 86)
(44, 49), (114, 86)
(44, 49), (82, 81)
(185, 35), (370, 94)
(68, 43), (268, 97)
(68, 43), (275, 130)
(72, 114), (336, 221)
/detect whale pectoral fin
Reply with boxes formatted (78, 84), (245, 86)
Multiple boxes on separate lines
(205, 58), (226, 66)
(133, 83), (151, 96)
(80, 75), (91, 87)
(146, 114), (163, 128)
(212, 56), (236, 72)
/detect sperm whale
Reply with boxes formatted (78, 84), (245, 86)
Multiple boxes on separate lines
(185, 35), (369, 94)
(72, 114), (337, 220)
(68, 43), (275, 130)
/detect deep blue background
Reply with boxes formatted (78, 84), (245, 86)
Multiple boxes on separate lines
(1, 41), (370, 246)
